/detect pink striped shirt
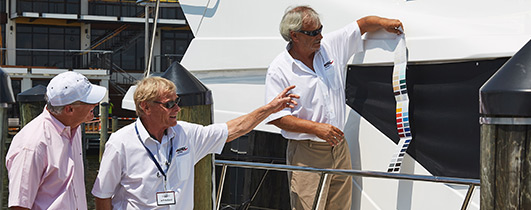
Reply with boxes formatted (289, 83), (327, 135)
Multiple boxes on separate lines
(6, 109), (87, 210)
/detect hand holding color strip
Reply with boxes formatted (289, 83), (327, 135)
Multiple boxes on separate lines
(387, 33), (411, 173)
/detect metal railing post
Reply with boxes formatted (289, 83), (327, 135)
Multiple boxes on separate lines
(312, 172), (329, 210)
(460, 184), (475, 210)
(216, 164), (228, 210)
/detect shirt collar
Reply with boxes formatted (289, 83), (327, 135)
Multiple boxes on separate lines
(135, 118), (176, 144)
(43, 107), (75, 140)
(283, 43), (323, 75)
(165, 125), (176, 143)
(284, 42), (295, 63)
(284, 42), (324, 59)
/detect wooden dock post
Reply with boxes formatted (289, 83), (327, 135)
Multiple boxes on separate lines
(177, 105), (213, 210)
(111, 115), (118, 133)
(99, 102), (110, 162)
(17, 85), (46, 128)
(479, 39), (531, 209)
(161, 62), (215, 210)
(0, 68), (16, 208)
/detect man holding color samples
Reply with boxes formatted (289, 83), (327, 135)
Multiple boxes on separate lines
(264, 5), (403, 210)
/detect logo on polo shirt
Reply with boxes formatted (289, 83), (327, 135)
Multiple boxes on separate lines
(175, 146), (188, 155)
(324, 60), (334, 68)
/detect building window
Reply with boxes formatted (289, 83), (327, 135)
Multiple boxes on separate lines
(16, 24), (80, 68)
(1, 1), (5, 13)
(159, 7), (182, 19)
(88, 1), (182, 19)
(89, 0), (143, 17)
(16, 0), (80, 14)
(89, 27), (193, 72)
(1, 2), (6, 65)
(92, 28), (145, 71)
(159, 30), (193, 70)
(1, 23), (5, 65)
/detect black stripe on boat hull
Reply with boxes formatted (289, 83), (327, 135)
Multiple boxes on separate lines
(345, 57), (509, 179)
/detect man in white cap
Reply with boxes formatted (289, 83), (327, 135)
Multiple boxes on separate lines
(6, 71), (107, 210)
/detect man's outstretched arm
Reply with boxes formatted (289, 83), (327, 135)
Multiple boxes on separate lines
(357, 16), (403, 35)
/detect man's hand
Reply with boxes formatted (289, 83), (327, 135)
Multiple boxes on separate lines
(225, 85), (299, 142)
(266, 85), (300, 113)
(358, 16), (404, 35)
(314, 122), (344, 146)
(270, 116), (345, 146)
(380, 18), (403, 35)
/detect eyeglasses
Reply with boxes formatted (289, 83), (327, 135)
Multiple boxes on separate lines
(297, 25), (323, 36)
(153, 98), (181, 109)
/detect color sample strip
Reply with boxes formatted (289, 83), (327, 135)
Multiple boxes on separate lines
(387, 33), (411, 173)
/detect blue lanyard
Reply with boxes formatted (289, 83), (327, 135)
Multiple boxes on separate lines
(135, 123), (173, 180)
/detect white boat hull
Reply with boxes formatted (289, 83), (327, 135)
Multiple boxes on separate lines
(177, 0), (531, 209)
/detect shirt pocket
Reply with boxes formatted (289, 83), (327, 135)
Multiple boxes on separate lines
(323, 65), (340, 91)
(169, 151), (192, 181)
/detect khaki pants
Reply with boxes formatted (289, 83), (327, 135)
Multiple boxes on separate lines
(287, 140), (352, 210)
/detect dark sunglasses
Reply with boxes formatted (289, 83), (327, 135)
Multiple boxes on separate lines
(297, 25), (323, 36)
(153, 98), (181, 109)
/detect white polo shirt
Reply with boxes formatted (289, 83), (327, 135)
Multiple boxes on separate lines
(92, 119), (228, 210)
(265, 22), (364, 142)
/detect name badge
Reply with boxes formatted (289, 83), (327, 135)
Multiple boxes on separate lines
(156, 191), (176, 206)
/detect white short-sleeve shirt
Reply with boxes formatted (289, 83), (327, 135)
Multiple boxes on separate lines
(92, 119), (228, 210)
(264, 22), (364, 142)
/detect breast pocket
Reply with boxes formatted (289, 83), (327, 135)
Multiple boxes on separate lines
(168, 151), (192, 181)
(324, 66), (340, 91)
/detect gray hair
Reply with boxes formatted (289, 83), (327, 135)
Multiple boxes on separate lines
(45, 95), (66, 115)
(279, 6), (320, 42)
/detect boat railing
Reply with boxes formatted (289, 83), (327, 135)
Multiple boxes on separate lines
(214, 159), (480, 210)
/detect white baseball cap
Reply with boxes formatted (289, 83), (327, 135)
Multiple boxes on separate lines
(46, 71), (107, 106)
